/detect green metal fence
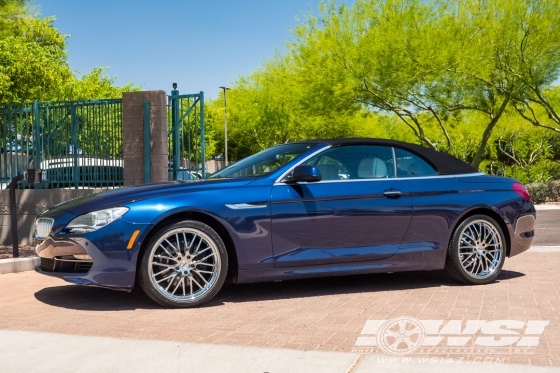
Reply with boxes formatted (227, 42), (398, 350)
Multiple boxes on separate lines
(0, 99), (123, 189)
(168, 91), (205, 180)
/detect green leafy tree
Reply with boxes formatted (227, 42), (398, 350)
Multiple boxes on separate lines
(206, 0), (560, 182)
(0, 0), (138, 103)
(285, 0), (560, 169)
(209, 53), (364, 160)
(63, 67), (138, 100)
(0, 14), (73, 102)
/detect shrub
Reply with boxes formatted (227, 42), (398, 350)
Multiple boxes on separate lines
(548, 180), (560, 202)
(526, 183), (548, 204)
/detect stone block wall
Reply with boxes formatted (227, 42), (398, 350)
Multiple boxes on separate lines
(122, 91), (168, 186)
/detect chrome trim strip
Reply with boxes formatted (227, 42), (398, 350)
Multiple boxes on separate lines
(225, 203), (268, 210)
(454, 172), (487, 178)
(36, 237), (89, 258)
(273, 172), (486, 185)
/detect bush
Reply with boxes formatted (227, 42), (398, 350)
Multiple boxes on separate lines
(548, 180), (560, 202)
(526, 183), (548, 204)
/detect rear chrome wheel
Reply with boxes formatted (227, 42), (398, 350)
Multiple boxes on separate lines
(138, 220), (228, 308)
(445, 215), (506, 285)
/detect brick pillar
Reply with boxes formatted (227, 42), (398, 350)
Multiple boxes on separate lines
(122, 91), (168, 186)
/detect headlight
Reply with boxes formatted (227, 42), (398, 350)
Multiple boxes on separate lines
(34, 218), (54, 240)
(67, 207), (129, 233)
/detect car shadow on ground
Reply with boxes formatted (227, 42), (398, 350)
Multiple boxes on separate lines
(33, 269), (525, 311)
(210, 269), (525, 306)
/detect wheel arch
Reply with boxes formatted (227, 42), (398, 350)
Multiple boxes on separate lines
(136, 211), (239, 283)
(451, 207), (512, 257)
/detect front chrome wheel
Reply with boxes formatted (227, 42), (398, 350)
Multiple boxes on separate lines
(445, 215), (506, 285)
(139, 221), (228, 308)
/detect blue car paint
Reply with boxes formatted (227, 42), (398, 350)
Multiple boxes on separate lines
(270, 179), (413, 267)
(35, 141), (535, 291)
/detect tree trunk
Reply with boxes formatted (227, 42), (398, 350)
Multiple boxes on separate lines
(471, 96), (510, 169)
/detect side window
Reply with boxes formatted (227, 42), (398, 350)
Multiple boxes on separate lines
(305, 145), (395, 180)
(394, 148), (438, 177)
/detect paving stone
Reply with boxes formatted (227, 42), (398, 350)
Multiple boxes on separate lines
(0, 251), (558, 367)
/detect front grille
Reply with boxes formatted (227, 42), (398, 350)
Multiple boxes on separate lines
(41, 256), (93, 273)
(41, 257), (55, 272)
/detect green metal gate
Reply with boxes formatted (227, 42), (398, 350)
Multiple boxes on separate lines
(168, 90), (205, 180)
(0, 99), (123, 188)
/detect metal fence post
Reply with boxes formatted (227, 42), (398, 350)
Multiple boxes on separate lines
(143, 101), (151, 184)
(33, 101), (41, 173)
(71, 104), (78, 189)
(200, 92), (205, 177)
(171, 89), (179, 180)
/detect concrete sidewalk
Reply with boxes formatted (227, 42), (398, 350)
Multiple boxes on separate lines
(0, 330), (557, 373)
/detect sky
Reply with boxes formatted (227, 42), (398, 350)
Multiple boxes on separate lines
(36, 0), (324, 99)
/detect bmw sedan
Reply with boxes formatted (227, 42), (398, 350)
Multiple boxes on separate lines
(34, 138), (536, 308)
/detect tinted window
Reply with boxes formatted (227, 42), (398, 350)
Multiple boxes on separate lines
(305, 145), (395, 180)
(394, 148), (438, 177)
(209, 143), (316, 179)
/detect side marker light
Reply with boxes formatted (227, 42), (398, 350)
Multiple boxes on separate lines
(127, 230), (141, 249)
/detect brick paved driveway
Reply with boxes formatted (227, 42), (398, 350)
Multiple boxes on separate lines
(0, 250), (558, 367)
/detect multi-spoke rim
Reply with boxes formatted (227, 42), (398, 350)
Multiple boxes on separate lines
(148, 227), (221, 303)
(458, 219), (503, 279)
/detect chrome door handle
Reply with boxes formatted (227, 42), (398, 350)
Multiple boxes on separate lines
(383, 189), (402, 198)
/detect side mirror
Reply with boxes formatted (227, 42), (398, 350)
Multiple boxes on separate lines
(285, 165), (322, 183)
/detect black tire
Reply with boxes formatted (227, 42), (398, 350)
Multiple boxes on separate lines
(138, 220), (228, 308)
(444, 214), (506, 285)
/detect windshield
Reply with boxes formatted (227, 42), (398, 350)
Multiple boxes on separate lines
(208, 143), (317, 179)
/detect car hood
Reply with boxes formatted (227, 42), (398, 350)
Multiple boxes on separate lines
(51, 178), (257, 216)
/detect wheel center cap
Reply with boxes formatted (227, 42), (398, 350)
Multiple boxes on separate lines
(180, 260), (193, 270)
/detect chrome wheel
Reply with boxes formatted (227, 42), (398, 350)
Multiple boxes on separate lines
(149, 227), (221, 302)
(139, 220), (227, 307)
(445, 214), (506, 285)
(457, 219), (503, 279)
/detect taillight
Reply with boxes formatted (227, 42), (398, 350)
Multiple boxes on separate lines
(513, 182), (531, 201)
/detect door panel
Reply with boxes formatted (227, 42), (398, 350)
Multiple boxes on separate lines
(270, 180), (413, 267)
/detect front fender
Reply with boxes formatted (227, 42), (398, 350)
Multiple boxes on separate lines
(122, 187), (274, 270)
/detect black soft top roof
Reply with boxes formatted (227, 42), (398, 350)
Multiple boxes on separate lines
(297, 138), (478, 175)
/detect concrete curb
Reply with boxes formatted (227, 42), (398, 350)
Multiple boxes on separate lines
(0, 257), (39, 274)
(534, 204), (560, 210)
(529, 246), (560, 252)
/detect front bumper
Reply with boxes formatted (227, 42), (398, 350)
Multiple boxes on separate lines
(34, 217), (150, 290)
(36, 236), (94, 275)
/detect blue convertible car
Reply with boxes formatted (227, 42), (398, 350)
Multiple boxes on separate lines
(34, 138), (536, 307)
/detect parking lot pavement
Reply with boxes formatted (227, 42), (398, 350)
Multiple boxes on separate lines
(534, 209), (560, 246)
(0, 248), (559, 369)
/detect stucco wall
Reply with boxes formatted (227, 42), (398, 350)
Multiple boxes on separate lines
(0, 189), (103, 245)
